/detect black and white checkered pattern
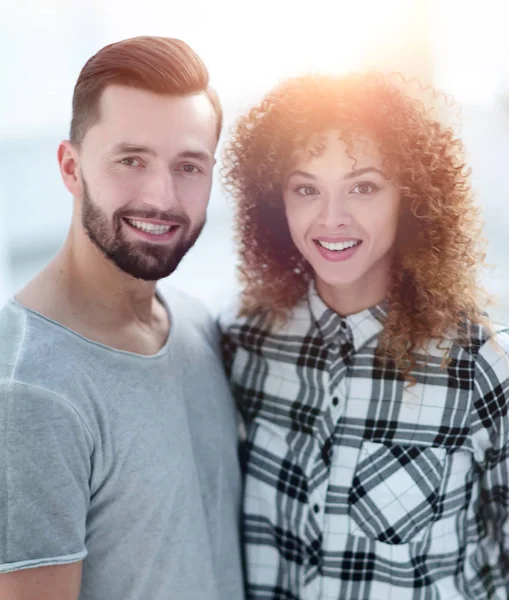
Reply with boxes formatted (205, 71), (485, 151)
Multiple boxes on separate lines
(219, 282), (509, 600)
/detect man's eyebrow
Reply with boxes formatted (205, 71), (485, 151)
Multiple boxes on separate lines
(177, 150), (214, 162)
(110, 143), (157, 156)
(109, 146), (214, 162)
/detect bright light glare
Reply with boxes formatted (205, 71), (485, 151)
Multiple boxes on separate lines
(99, 0), (413, 103)
(431, 0), (508, 106)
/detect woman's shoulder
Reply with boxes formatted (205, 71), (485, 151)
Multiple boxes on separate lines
(471, 321), (509, 385)
(453, 318), (509, 363)
(457, 319), (509, 450)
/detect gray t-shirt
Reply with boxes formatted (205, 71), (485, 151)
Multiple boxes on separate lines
(0, 288), (245, 600)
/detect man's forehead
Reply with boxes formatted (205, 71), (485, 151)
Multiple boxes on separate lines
(99, 85), (213, 119)
(84, 85), (217, 151)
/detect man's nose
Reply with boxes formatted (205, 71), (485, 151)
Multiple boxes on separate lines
(140, 170), (179, 212)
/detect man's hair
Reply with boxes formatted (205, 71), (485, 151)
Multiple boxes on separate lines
(70, 36), (222, 145)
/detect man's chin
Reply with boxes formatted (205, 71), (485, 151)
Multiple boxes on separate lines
(109, 258), (181, 282)
(103, 245), (187, 282)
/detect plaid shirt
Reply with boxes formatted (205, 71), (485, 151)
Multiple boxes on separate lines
(220, 282), (509, 600)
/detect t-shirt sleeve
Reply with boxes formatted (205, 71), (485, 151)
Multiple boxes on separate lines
(0, 380), (92, 573)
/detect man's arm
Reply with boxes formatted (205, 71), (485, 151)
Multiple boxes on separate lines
(0, 562), (82, 600)
(0, 382), (91, 585)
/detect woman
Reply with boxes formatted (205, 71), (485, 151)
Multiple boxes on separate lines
(220, 72), (509, 599)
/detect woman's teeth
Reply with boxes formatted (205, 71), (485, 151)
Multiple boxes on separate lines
(317, 240), (360, 251)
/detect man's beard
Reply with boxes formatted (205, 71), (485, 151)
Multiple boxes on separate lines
(80, 179), (205, 281)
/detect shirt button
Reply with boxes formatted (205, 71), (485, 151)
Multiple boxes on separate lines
(332, 397), (339, 406)
(313, 504), (320, 514)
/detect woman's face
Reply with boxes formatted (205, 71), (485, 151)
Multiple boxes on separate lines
(282, 131), (401, 305)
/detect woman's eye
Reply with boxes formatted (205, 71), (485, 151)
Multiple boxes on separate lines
(120, 157), (141, 167)
(351, 182), (377, 194)
(295, 185), (318, 196)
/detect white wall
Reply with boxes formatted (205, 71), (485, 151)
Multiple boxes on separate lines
(1, 0), (508, 319)
(0, 185), (9, 307)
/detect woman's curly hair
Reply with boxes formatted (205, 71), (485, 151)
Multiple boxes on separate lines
(222, 72), (490, 375)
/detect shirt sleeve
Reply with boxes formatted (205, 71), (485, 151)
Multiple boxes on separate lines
(473, 329), (509, 560)
(0, 380), (92, 573)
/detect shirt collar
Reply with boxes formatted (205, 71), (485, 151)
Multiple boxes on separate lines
(307, 280), (388, 351)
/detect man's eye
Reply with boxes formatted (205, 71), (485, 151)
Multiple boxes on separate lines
(295, 185), (318, 196)
(181, 164), (201, 174)
(120, 157), (141, 167)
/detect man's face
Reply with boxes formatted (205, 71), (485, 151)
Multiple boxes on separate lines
(75, 85), (218, 281)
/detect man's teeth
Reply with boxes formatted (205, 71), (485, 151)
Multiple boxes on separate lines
(318, 240), (360, 251)
(126, 219), (173, 235)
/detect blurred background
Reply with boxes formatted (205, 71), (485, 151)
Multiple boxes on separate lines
(1, 0), (508, 320)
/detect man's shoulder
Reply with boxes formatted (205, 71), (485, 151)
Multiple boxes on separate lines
(161, 286), (216, 336)
(0, 300), (94, 434)
(0, 298), (89, 394)
(0, 299), (36, 382)
(161, 286), (221, 350)
(162, 286), (211, 322)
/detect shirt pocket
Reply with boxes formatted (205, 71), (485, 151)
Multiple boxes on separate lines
(348, 441), (446, 545)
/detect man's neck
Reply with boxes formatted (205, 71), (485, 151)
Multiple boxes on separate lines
(16, 233), (169, 355)
(62, 235), (158, 324)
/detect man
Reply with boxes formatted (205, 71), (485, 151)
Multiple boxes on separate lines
(0, 37), (244, 600)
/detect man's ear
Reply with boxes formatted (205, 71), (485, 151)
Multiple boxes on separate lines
(58, 140), (83, 197)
